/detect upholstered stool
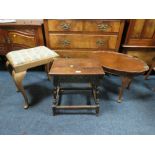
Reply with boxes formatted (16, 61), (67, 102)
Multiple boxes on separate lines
(6, 46), (59, 109)
(145, 57), (155, 80)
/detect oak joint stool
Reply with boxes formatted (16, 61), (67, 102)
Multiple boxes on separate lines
(49, 58), (104, 116)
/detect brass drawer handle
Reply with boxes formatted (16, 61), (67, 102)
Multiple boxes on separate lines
(96, 40), (105, 46)
(60, 23), (71, 30)
(97, 23), (110, 31)
(59, 39), (70, 46)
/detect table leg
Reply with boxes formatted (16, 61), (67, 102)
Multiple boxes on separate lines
(126, 78), (133, 90)
(92, 83), (100, 116)
(52, 86), (60, 115)
(118, 76), (133, 103)
(52, 76), (60, 115)
(52, 76), (101, 115)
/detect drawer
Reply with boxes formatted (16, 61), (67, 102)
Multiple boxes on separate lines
(8, 32), (36, 47)
(49, 34), (117, 49)
(47, 20), (83, 32)
(83, 20), (121, 32)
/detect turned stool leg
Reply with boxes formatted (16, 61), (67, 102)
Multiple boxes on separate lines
(12, 70), (29, 109)
(118, 76), (133, 103)
(91, 83), (100, 116)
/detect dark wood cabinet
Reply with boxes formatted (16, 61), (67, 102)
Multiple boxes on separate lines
(122, 19), (155, 65)
(0, 20), (44, 55)
(123, 19), (155, 48)
(0, 29), (8, 55)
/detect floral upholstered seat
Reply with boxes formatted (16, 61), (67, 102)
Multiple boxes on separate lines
(6, 46), (59, 72)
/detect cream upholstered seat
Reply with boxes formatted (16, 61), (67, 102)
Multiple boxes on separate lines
(6, 46), (59, 72)
(6, 46), (59, 109)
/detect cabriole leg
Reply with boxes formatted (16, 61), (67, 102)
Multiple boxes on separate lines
(45, 63), (50, 80)
(45, 62), (53, 80)
(118, 76), (133, 103)
(6, 61), (20, 92)
(12, 70), (29, 109)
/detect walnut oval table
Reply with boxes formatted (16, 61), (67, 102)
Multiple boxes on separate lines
(87, 51), (149, 102)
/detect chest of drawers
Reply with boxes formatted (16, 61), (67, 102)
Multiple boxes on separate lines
(44, 19), (125, 58)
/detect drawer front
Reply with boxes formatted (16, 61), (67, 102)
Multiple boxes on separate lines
(83, 20), (121, 32)
(47, 20), (83, 32)
(49, 34), (117, 49)
(8, 32), (36, 47)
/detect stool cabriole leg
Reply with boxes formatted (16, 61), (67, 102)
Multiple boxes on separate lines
(12, 70), (29, 109)
(6, 61), (20, 92)
(45, 63), (51, 80)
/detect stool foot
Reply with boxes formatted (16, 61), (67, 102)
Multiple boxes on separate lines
(117, 99), (122, 103)
(24, 103), (29, 109)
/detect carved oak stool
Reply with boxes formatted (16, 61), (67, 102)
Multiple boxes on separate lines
(6, 46), (59, 109)
(49, 58), (104, 116)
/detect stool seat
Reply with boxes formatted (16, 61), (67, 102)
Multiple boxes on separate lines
(6, 46), (59, 109)
(6, 46), (59, 72)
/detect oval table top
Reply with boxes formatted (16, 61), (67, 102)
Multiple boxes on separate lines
(87, 51), (149, 75)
